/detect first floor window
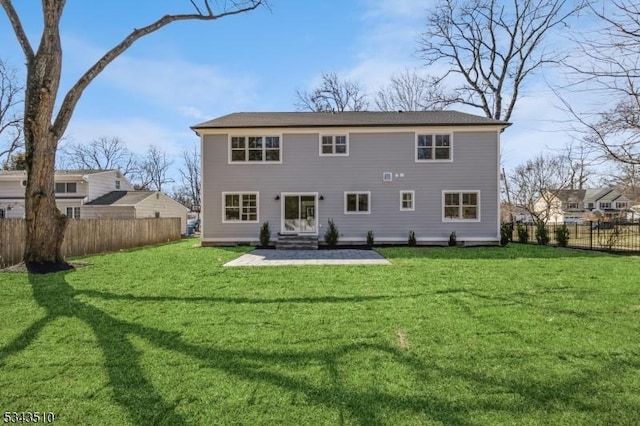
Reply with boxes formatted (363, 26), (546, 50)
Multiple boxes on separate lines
(443, 191), (479, 221)
(400, 191), (415, 211)
(0, 208), (5, 219)
(345, 192), (370, 214)
(65, 207), (81, 218)
(224, 193), (258, 222)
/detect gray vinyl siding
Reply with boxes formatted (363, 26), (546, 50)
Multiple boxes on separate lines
(201, 130), (499, 244)
(86, 171), (133, 202)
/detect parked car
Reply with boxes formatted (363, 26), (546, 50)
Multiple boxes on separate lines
(592, 221), (615, 230)
(187, 218), (201, 233)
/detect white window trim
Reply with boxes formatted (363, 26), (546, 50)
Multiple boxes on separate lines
(599, 202), (611, 209)
(227, 135), (283, 164)
(400, 190), (415, 211)
(319, 134), (349, 156)
(415, 132), (454, 162)
(616, 201), (628, 209)
(442, 190), (481, 222)
(344, 191), (371, 215)
(221, 192), (260, 223)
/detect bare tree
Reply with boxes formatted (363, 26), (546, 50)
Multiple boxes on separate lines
(562, 141), (594, 190)
(508, 154), (573, 225)
(0, 0), (265, 271)
(173, 147), (201, 210)
(418, 0), (586, 121)
(601, 163), (640, 203)
(295, 72), (368, 112)
(59, 136), (138, 176)
(375, 69), (452, 111)
(136, 145), (174, 192)
(561, 0), (640, 165)
(0, 58), (23, 163)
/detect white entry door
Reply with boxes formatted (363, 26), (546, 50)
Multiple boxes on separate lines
(282, 194), (317, 234)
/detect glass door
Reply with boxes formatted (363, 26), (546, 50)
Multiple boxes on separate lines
(283, 194), (316, 233)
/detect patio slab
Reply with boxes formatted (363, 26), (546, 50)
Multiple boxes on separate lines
(223, 249), (391, 267)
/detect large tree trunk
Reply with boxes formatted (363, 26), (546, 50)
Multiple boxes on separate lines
(23, 1), (71, 273)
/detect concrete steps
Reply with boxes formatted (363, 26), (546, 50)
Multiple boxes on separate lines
(276, 234), (319, 250)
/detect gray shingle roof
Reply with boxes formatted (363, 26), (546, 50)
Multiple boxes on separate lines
(192, 111), (510, 130)
(84, 191), (154, 206)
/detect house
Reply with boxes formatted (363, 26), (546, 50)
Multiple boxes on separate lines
(534, 188), (632, 224)
(0, 169), (189, 233)
(83, 190), (189, 232)
(192, 111), (509, 246)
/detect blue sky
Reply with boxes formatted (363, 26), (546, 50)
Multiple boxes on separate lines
(0, 0), (590, 174)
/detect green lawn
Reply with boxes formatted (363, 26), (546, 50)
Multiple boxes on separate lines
(1, 241), (639, 425)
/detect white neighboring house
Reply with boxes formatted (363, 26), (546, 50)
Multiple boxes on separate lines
(83, 191), (189, 233)
(0, 169), (189, 233)
(533, 188), (633, 224)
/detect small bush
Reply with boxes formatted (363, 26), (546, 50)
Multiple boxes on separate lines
(366, 230), (374, 247)
(517, 224), (529, 243)
(554, 225), (570, 247)
(448, 231), (457, 247)
(324, 219), (339, 247)
(500, 223), (512, 246)
(535, 223), (549, 245)
(259, 221), (271, 247)
(408, 231), (417, 246)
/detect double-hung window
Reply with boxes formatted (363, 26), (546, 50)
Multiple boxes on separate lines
(320, 135), (348, 155)
(416, 134), (452, 161)
(345, 192), (370, 214)
(400, 191), (415, 211)
(230, 136), (281, 163)
(55, 182), (77, 193)
(65, 207), (81, 218)
(223, 192), (258, 222)
(443, 191), (479, 221)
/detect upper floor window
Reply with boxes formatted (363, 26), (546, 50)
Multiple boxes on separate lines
(223, 192), (258, 222)
(443, 191), (480, 221)
(345, 191), (370, 214)
(599, 202), (611, 209)
(115, 180), (121, 189)
(566, 202), (579, 209)
(616, 201), (628, 209)
(320, 135), (348, 156)
(416, 134), (452, 161)
(55, 182), (77, 193)
(0, 208), (5, 219)
(588, 202), (594, 209)
(230, 136), (281, 163)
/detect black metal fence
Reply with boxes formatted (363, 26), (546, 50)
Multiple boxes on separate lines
(509, 220), (640, 253)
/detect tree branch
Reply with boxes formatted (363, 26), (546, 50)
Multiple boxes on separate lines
(0, 0), (34, 61)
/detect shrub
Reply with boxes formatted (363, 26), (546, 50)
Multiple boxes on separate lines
(448, 231), (457, 247)
(259, 221), (271, 247)
(500, 223), (512, 246)
(535, 223), (549, 245)
(408, 231), (417, 246)
(366, 230), (375, 247)
(554, 224), (570, 247)
(517, 224), (529, 243)
(324, 219), (339, 247)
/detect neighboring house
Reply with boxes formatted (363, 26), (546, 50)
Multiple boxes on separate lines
(0, 169), (189, 233)
(534, 188), (632, 224)
(0, 169), (133, 219)
(192, 111), (510, 246)
(83, 191), (189, 233)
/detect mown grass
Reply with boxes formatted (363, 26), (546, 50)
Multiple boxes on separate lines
(1, 241), (639, 425)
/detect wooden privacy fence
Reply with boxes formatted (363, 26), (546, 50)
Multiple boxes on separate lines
(0, 218), (182, 268)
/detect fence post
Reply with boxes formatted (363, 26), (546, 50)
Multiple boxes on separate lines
(589, 220), (593, 251)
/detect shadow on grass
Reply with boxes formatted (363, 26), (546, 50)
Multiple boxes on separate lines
(379, 243), (613, 260)
(0, 271), (635, 425)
